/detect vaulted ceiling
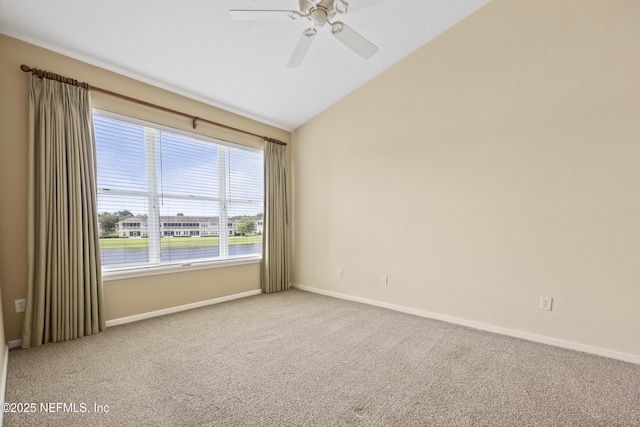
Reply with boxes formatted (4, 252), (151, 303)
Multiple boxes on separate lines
(0, 0), (491, 130)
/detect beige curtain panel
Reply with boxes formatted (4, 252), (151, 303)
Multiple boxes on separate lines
(262, 140), (289, 293)
(22, 74), (106, 348)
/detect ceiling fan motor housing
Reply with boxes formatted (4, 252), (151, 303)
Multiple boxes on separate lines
(310, 7), (328, 26)
(310, 0), (341, 26)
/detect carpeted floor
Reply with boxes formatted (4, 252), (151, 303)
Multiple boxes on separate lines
(4, 289), (640, 426)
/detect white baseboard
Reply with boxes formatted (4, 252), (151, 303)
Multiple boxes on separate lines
(291, 283), (640, 365)
(5, 289), (263, 350)
(0, 344), (8, 427)
(106, 289), (262, 327)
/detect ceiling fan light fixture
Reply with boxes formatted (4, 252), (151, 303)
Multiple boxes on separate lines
(229, 0), (383, 66)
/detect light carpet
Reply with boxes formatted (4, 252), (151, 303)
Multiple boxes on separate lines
(4, 289), (640, 426)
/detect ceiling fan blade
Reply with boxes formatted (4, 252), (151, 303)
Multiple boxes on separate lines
(331, 22), (378, 59)
(229, 10), (300, 20)
(287, 29), (317, 68)
(340, 0), (390, 13)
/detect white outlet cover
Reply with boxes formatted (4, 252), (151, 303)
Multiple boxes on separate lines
(539, 297), (553, 311)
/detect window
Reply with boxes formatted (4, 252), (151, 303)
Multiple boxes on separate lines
(94, 111), (264, 273)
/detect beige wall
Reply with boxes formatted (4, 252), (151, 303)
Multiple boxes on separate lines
(103, 265), (260, 320)
(292, 0), (640, 357)
(0, 34), (290, 342)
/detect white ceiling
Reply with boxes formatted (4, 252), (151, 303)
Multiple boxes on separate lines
(0, 0), (490, 131)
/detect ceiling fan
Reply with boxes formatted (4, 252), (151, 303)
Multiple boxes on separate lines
(230, 0), (389, 67)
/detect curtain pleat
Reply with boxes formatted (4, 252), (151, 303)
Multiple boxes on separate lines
(261, 141), (289, 293)
(22, 75), (106, 348)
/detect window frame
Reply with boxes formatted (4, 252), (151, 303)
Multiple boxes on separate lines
(93, 109), (264, 280)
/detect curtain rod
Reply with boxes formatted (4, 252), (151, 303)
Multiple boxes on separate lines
(20, 64), (287, 147)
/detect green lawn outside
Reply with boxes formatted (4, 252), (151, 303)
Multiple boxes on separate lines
(99, 235), (262, 249)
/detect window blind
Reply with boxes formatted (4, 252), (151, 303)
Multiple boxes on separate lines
(93, 111), (264, 272)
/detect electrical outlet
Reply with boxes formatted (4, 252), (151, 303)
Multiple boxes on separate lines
(539, 297), (553, 311)
(337, 269), (343, 278)
(15, 298), (26, 313)
(381, 275), (388, 285)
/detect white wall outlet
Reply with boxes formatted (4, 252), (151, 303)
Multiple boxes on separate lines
(15, 298), (26, 313)
(381, 275), (388, 285)
(539, 297), (553, 311)
(337, 269), (343, 278)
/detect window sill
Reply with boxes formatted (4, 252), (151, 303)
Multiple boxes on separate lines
(102, 257), (262, 281)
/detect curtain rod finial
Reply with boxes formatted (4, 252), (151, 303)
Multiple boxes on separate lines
(20, 64), (32, 72)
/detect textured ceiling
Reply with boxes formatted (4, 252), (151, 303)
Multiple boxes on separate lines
(0, 0), (490, 130)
